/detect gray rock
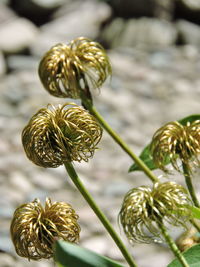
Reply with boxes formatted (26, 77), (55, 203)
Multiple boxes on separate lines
(9, 171), (33, 194)
(102, 18), (177, 48)
(9, 0), (65, 18)
(103, 181), (132, 197)
(177, 20), (200, 46)
(154, 0), (175, 19)
(30, 171), (64, 191)
(0, 18), (39, 53)
(0, 233), (13, 253)
(0, 3), (16, 24)
(31, 0), (111, 56)
(108, 0), (174, 19)
(180, 0), (200, 10)
(81, 236), (108, 255)
(7, 55), (38, 71)
(32, 0), (66, 9)
(0, 51), (6, 76)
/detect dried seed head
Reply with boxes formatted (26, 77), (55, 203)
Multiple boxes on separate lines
(38, 37), (111, 98)
(152, 182), (191, 226)
(119, 182), (190, 244)
(119, 186), (159, 243)
(10, 198), (80, 260)
(150, 120), (200, 173)
(22, 103), (102, 168)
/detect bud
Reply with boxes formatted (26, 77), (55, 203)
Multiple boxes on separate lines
(150, 120), (200, 173)
(10, 198), (80, 260)
(119, 182), (190, 243)
(22, 103), (102, 168)
(38, 37), (111, 99)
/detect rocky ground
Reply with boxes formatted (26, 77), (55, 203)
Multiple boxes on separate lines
(1, 1), (200, 267)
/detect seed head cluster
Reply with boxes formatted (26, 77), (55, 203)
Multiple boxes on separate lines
(22, 103), (102, 168)
(38, 37), (111, 99)
(119, 182), (190, 243)
(10, 198), (80, 260)
(150, 120), (200, 173)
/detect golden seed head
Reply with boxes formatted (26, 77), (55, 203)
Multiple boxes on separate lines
(38, 37), (112, 98)
(119, 186), (158, 243)
(150, 120), (200, 172)
(152, 182), (191, 226)
(119, 182), (190, 243)
(10, 198), (80, 260)
(22, 103), (103, 168)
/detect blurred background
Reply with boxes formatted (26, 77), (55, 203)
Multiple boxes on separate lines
(0, 0), (200, 266)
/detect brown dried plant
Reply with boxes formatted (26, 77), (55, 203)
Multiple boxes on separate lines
(150, 120), (200, 173)
(10, 198), (80, 260)
(119, 182), (190, 243)
(38, 37), (111, 99)
(22, 103), (102, 168)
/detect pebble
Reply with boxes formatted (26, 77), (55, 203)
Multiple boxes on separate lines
(0, 18), (39, 53)
(1, 1), (200, 267)
(181, 0), (200, 10)
(177, 19), (200, 46)
(0, 51), (6, 76)
(9, 171), (33, 194)
(30, 170), (64, 191)
(102, 18), (177, 48)
(31, 0), (111, 56)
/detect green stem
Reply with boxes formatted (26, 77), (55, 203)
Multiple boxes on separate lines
(64, 162), (138, 267)
(158, 222), (189, 267)
(182, 163), (200, 208)
(190, 218), (200, 232)
(83, 99), (158, 184)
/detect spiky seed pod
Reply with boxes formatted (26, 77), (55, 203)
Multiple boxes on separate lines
(119, 186), (160, 243)
(152, 182), (191, 226)
(150, 120), (200, 173)
(38, 37), (112, 98)
(119, 182), (190, 244)
(10, 198), (80, 260)
(22, 103), (102, 168)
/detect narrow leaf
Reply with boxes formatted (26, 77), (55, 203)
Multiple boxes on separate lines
(55, 240), (126, 267)
(129, 144), (157, 172)
(179, 114), (200, 126)
(167, 244), (200, 267)
(129, 114), (200, 173)
(187, 205), (200, 220)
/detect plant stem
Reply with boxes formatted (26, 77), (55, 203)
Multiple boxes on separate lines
(158, 221), (189, 267)
(182, 163), (200, 208)
(190, 218), (200, 232)
(82, 98), (158, 184)
(64, 162), (138, 267)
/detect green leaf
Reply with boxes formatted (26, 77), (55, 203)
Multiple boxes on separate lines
(187, 205), (200, 220)
(179, 114), (200, 126)
(129, 144), (157, 172)
(54, 240), (126, 267)
(129, 114), (200, 173)
(167, 244), (200, 267)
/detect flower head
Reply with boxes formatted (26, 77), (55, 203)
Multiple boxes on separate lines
(119, 185), (157, 243)
(150, 120), (200, 173)
(22, 103), (102, 168)
(38, 37), (111, 99)
(152, 182), (190, 226)
(119, 182), (190, 243)
(10, 198), (80, 260)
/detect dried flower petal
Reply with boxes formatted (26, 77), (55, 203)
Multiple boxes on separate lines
(119, 182), (190, 243)
(22, 103), (102, 168)
(150, 120), (200, 173)
(38, 37), (111, 98)
(10, 198), (80, 260)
